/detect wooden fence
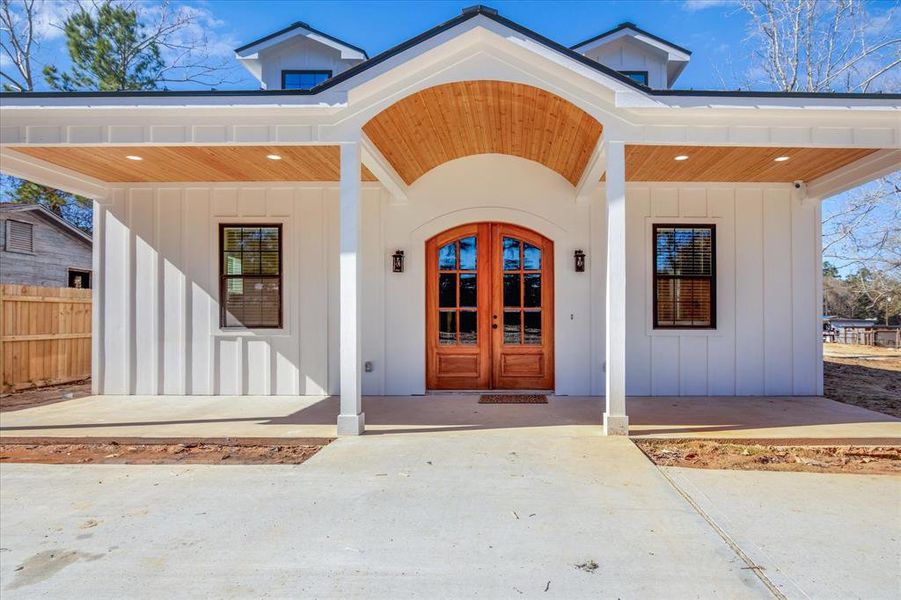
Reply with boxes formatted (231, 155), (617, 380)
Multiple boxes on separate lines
(1, 284), (92, 393)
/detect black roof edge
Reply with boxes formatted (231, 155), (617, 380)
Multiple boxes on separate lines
(570, 21), (692, 56)
(0, 88), (316, 98)
(234, 20), (369, 59)
(2, 6), (899, 102)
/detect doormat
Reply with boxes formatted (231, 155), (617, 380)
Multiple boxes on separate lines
(479, 394), (548, 404)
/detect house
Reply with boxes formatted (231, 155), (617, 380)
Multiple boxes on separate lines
(824, 317), (900, 347)
(0, 6), (898, 435)
(0, 204), (92, 288)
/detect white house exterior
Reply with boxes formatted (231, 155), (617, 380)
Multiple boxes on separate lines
(0, 6), (898, 435)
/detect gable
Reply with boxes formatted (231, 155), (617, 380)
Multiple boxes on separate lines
(582, 36), (670, 89)
(0, 206), (91, 246)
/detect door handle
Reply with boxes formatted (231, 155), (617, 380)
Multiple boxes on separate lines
(492, 324), (498, 329)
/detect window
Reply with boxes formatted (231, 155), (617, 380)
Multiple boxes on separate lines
(68, 269), (91, 289)
(620, 70), (649, 86)
(281, 70), (331, 90)
(5, 219), (34, 253)
(220, 225), (282, 328)
(653, 225), (715, 329)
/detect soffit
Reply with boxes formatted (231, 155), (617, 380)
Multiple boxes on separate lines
(13, 145), (377, 182)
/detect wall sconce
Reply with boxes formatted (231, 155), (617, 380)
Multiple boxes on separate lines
(574, 249), (586, 272)
(392, 250), (405, 273)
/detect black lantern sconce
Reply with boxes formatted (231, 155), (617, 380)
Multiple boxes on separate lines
(574, 249), (586, 272)
(392, 250), (405, 273)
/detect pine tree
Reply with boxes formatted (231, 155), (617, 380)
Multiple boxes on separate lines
(43, 2), (163, 92)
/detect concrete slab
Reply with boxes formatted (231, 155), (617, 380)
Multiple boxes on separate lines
(1, 430), (770, 599)
(628, 396), (901, 443)
(663, 466), (901, 600)
(1, 393), (898, 442)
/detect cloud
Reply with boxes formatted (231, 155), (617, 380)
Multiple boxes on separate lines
(32, 0), (77, 41)
(683, 0), (734, 12)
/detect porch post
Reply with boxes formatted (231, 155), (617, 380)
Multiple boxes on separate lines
(337, 140), (365, 435)
(604, 140), (628, 435)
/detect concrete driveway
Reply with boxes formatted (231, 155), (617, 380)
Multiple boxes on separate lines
(1, 425), (898, 598)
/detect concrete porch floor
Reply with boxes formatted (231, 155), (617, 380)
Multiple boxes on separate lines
(1, 394), (898, 442)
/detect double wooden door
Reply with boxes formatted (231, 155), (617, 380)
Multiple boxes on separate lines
(426, 223), (554, 390)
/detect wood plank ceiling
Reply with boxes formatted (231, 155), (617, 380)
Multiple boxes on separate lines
(363, 80), (604, 186)
(622, 145), (878, 182)
(13, 145), (377, 182)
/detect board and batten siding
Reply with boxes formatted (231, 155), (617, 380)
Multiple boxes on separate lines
(624, 184), (821, 397)
(92, 158), (820, 398)
(93, 183), (386, 396)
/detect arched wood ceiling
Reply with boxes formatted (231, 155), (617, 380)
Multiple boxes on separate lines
(363, 80), (604, 186)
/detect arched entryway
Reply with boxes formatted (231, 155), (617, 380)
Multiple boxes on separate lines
(426, 222), (554, 390)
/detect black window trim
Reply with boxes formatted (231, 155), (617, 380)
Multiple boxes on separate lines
(280, 69), (333, 90)
(652, 223), (717, 330)
(67, 267), (92, 289)
(620, 70), (649, 86)
(219, 223), (284, 329)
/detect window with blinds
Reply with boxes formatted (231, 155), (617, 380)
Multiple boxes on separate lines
(653, 224), (715, 329)
(220, 225), (282, 329)
(5, 219), (34, 253)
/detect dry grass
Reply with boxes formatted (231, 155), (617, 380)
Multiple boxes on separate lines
(0, 439), (330, 465)
(0, 381), (92, 412)
(823, 343), (901, 418)
(635, 439), (900, 475)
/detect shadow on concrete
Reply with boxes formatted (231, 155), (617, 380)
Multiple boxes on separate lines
(0, 395), (604, 435)
(1, 394), (897, 440)
(626, 396), (899, 440)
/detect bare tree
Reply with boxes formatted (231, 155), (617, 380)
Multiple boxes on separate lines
(738, 0), (901, 93)
(738, 0), (900, 277)
(0, 0), (38, 91)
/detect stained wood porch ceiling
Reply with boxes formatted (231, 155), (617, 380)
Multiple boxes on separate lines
(363, 80), (605, 186)
(13, 145), (378, 182)
(620, 145), (878, 183)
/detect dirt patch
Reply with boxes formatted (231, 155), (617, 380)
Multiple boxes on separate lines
(823, 344), (901, 418)
(0, 381), (92, 412)
(635, 439), (901, 475)
(0, 437), (331, 465)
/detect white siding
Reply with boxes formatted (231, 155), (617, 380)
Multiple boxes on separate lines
(258, 37), (362, 90)
(95, 183), (339, 396)
(624, 183), (821, 396)
(583, 37), (669, 89)
(94, 163), (821, 398)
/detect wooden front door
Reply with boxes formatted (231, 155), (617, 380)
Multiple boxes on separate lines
(426, 223), (554, 390)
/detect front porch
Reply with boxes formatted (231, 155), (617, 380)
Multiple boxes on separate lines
(1, 10), (897, 438)
(2, 394), (898, 443)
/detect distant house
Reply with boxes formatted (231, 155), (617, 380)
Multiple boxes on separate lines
(825, 317), (879, 332)
(0, 204), (92, 288)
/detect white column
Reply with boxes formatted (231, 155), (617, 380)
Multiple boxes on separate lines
(337, 141), (365, 435)
(604, 140), (628, 435)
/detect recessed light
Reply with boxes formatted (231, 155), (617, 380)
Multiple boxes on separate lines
(774, 156), (790, 162)
(266, 154), (282, 160)
(674, 155), (689, 161)
(125, 155), (142, 161)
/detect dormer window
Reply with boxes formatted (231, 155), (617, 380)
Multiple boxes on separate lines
(281, 70), (332, 90)
(619, 70), (649, 86)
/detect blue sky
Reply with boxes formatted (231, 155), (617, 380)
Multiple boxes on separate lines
(206, 0), (751, 90)
(19, 0), (898, 91)
(18, 0), (770, 91)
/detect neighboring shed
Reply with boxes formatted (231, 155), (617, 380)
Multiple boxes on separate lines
(0, 203), (92, 288)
